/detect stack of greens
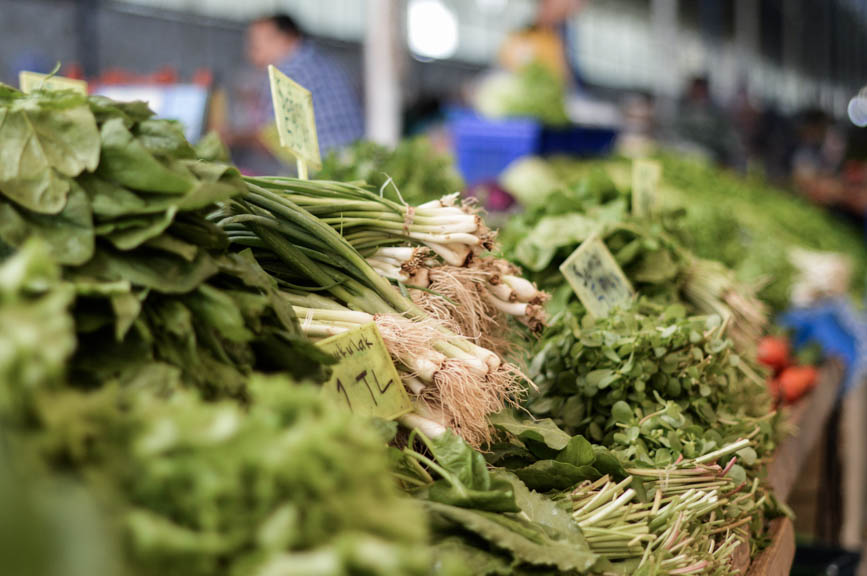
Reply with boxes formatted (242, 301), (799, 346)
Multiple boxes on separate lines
(502, 153), (867, 312)
(657, 154), (867, 312)
(499, 167), (768, 353)
(526, 301), (773, 468)
(0, 86), (328, 400)
(474, 62), (570, 127)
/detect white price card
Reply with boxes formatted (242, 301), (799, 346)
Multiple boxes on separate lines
(560, 235), (634, 317)
(317, 323), (413, 420)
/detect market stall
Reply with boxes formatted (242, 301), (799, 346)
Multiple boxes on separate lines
(1, 54), (866, 574)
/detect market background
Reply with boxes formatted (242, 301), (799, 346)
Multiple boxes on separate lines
(3, 0), (867, 574)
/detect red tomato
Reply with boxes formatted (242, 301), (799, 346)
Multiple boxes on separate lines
(778, 366), (818, 404)
(757, 337), (790, 373)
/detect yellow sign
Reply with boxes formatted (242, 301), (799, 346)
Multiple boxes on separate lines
(19, 71), (88, 95)
(267, 65), (321, 176)
(560, 235), (634, 317)
(632, 159), (662, 218)
(317, 323), (413, 420)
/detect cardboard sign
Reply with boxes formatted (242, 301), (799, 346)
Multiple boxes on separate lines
(19, 71), (87, 95)
(317, 323), (413, 420)
(267, 65), (321, 176)
(560, 235), (634, 317)
(632, 159), (662, 217)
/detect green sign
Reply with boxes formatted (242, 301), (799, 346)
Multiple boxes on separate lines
(318, 323), (413, 420)
(632, 159), (662, 217)
(19, 71), (88, 95)
(560, 235), (634, 317)
(267, 65), (321, 173)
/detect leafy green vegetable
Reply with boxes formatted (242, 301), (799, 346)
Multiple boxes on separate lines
(29, 373), (433, 576)
(97, 117), (193, 194)
(318, 137), (464, 206)
(526, 302), (774, 468)
(0, 88), (100, 214)
(0, 238), (75, 418)
(425, 501), (598, 573)
(474, 63), (570, 126)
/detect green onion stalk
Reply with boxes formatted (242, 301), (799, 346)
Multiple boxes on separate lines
(211, 180), (527, 447)
(241, 179), (549, 342)
(570, 440), (765, 575)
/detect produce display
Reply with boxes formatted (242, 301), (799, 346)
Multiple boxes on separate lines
(1, 85), (839, 576)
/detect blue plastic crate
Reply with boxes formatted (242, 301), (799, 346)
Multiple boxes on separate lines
(539, 125), (618, 156)
(449, 110), (540, 187)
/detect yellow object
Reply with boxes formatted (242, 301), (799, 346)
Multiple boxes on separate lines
(499, 27), (568, 83)
(19, 71), (87, 95)
(632, 159), (662, 218)
(560, 235), (634, 317)
(267, 65), (321, 177)
(317, 323), (414, 420)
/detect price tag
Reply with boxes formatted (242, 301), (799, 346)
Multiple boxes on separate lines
(267, 65), (321, 178)
(632, 159), (662, 217)
(317, 322), (413, 420)
(19, 71), (88, 95)
(560, 235), (634, 317)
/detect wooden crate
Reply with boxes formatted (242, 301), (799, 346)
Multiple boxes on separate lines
(767, 360), (843, 502)
(748, 361), (842, 574)
(746, 517), (796, 576)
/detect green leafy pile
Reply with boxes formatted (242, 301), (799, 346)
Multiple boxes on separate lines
(0, 239), (75, 417)
(318, 137), (464, 206)
(525, 301), (775, 469)
(500, 178), (690, 313)
(505, 154), (867, 312)
(0, 235), (437, 576)
(34, 375), (432, 576)
(474, 62), (570, 126)
(657, 154), (867, 312)
(499, 165), (768, 352)
(0, 86), (328, 400)
(391, 427), (604, 575)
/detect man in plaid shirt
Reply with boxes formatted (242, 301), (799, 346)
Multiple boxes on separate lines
(229, 13), (364, 173)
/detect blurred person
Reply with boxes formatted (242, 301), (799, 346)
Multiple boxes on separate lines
(224, 13), (364, 174)
(730, 83), (762, 172)
(499, 0), (586, 89)
(674, 75), (737, 165)
(792, 109), (836, 178)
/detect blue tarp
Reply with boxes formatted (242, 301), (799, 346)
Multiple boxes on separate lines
(779, 299), (867, 395)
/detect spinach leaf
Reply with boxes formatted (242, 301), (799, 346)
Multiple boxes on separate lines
(0, 92), (99, 213)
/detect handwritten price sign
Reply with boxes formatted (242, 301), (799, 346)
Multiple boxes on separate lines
(632, 159), (662, 218)
(560, 235), (634, 317)
(267, 65), (321, 174)
(317, 323), (413, 420)
(19, 71), (87, 95)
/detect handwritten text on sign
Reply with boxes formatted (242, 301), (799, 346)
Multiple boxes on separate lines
(267, 65), (321, 170)
(317, 323), (413, 420)
(632, 159), (662, 218)
(560, 235), (634, 317)
(19, 71), (88, 95)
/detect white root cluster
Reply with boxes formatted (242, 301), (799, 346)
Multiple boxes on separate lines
(367, 248), (549, 348)
(298, 194), (547, 447)
(292, 304), (523, 447)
